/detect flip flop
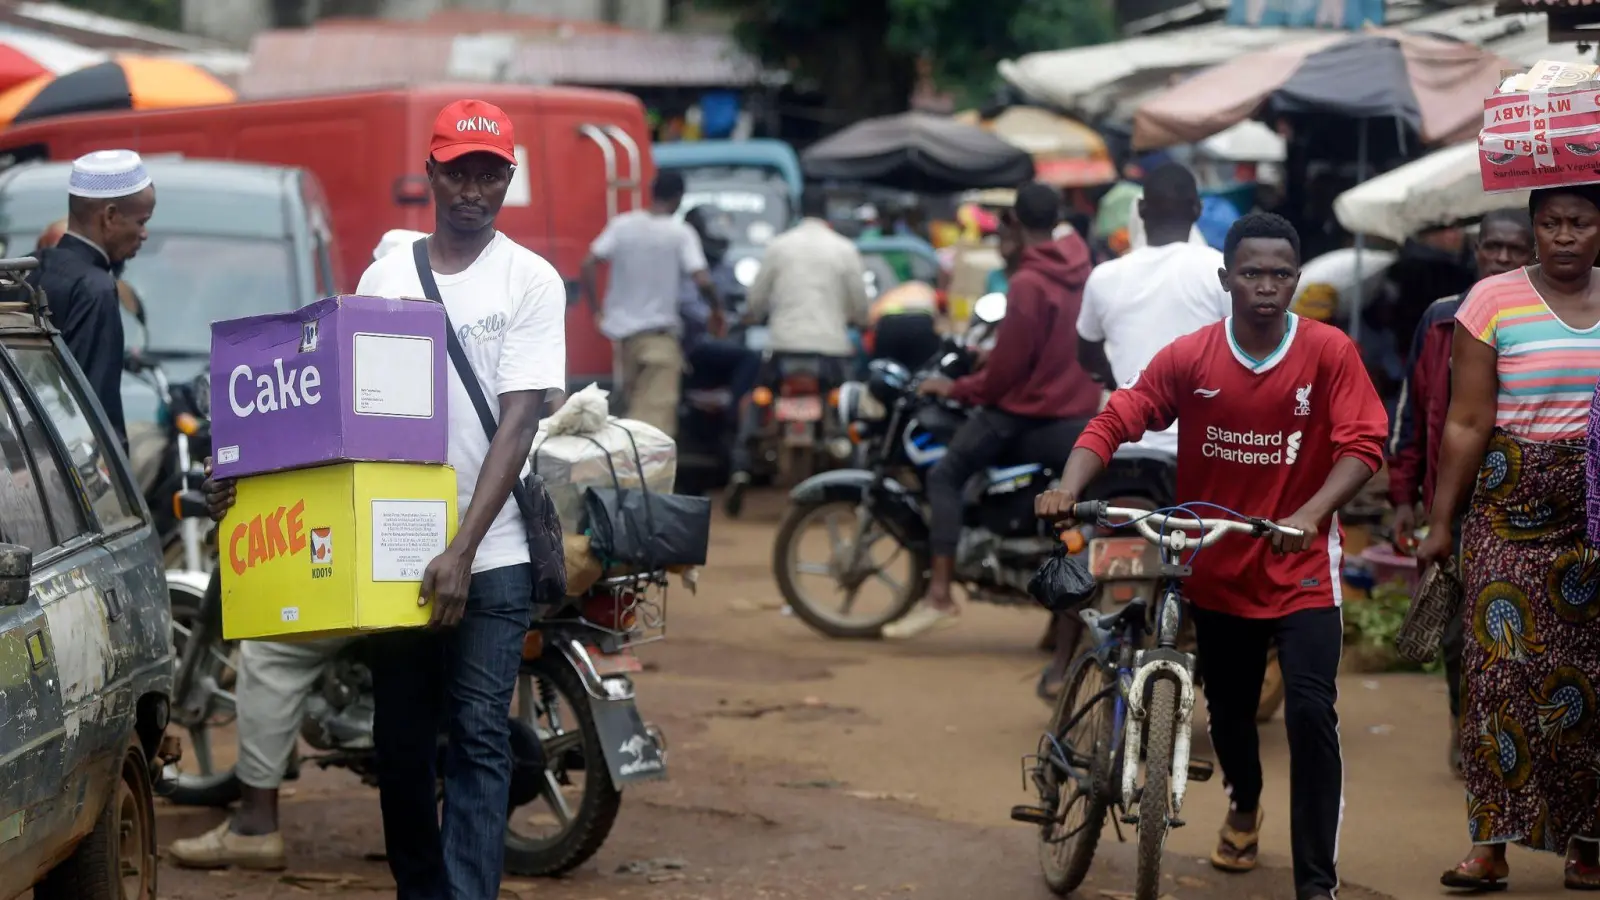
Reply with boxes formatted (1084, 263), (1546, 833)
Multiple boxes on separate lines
(1566, 859), (1600, 890)
(1209, 808), (1263, 873)
(1440, 856), (1509, 892)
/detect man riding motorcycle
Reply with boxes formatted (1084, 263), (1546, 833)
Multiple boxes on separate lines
(883, 182), (1101, 640)
(725, 189), (870, 516)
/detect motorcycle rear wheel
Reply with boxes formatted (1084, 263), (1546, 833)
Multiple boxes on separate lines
(503, 655), (623, 877)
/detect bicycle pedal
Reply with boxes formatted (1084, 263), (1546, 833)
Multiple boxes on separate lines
(1010, 805), (1055, 826)
(1169, 817), (1186, 828)
(1187, 759), (1215, 783)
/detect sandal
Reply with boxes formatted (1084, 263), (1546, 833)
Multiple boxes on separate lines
(1209, 808), (1263, 873)
(1440, 855), (1509, 892)
(1566, 859), (1600, 890)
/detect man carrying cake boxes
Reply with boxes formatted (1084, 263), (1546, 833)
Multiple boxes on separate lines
(183, 99), (568, 900)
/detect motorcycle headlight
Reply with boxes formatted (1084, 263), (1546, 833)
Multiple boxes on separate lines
(733, 257), (761, 287)
(192, 372), (211, 419)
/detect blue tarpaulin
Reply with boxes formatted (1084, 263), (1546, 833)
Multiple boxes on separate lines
(1227, 0), (1384, 29)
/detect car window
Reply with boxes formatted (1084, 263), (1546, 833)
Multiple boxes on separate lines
(0, 353), (85, 546)
(0, 366), (55, 551)
(9, 345), (141, 535)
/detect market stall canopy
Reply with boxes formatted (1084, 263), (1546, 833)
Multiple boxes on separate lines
(1333, 141), (1529, 243)
(801, 112), (1035, 193)
(1198, 120), (1286, 162)
(0, 56), (234, 127)
(0, 31), (105, 93)
(1133, 30), (1511, 150)
(955, 106), (1116, 188)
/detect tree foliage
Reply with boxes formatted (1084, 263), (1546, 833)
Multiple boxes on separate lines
(705, 0), (1114, 118)
(57, 0), (182, 31)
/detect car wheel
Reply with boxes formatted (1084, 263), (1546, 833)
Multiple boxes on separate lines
(35, 741), (158, 900)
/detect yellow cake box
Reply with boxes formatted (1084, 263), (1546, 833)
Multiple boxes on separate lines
(221, 461), (458, 641)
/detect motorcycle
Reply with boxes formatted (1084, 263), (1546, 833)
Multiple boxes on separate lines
(163, 535), (672, 876)
(124, 352), (212, 571)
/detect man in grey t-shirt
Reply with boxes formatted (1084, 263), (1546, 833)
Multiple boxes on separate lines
(583, 172), (723, 435)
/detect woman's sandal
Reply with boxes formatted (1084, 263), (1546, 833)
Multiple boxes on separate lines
(1209, 808), (1263, 873)
(1566, 859), (1600, 891)
(1440, 856), (1509, 893)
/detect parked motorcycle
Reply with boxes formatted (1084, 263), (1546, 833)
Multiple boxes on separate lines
(164, 547), (671, 876)
(124, 352), (211, 571)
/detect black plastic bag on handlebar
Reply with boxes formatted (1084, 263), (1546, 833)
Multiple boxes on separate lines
(1027, 545), (1097, 613)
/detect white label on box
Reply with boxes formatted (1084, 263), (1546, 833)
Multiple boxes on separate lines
(352, 333), (434, 418)
(280, 607), (299, 623)
(371, 499), (448, 582)
(218, 445), (240, 464)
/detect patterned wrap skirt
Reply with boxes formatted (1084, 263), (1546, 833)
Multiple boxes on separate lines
(1460, 429), (1600, 849)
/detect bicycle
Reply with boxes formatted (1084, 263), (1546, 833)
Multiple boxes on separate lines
(1012, 501), (1302, 899)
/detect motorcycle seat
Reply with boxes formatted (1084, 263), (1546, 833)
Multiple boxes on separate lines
(1079, 600), (1145, 644)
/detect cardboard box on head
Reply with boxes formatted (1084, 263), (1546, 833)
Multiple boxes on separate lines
(222, 461), (457, 641)
(210, 295), (449, 479)
(1480, 59), (1600, 193)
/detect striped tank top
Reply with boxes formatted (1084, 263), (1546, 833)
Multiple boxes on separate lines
(1456, 269), (1600, 441)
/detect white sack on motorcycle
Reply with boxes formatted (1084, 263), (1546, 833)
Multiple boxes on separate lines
(1027, 546), (1097, 613)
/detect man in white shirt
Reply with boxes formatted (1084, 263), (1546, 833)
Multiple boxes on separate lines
(724, 191), (869, 515)
(1076, 163), (1232, 457)
(198, 99), (567, 900)
(583, 171), (723, 436)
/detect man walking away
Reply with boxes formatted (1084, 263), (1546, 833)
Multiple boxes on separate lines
(31, 149), (156, 449)
(883, 182), (1101, 640)
(203, 99), (568, 900)
(724, 189), (871, 516)
(583, 171), (723, 435)
(1385, 207), (1534, 777)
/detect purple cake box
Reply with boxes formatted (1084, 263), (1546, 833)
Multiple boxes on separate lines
(210, 295), (448, 479)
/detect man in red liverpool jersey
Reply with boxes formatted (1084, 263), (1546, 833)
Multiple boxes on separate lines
(1036, 213), (1387, 900)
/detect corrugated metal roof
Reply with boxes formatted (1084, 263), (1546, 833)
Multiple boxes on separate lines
(240, 30), (455, 98)
(504, 31), (760, 86)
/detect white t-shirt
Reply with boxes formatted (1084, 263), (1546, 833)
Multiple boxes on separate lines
(359, 232), (567, 574)
(1077, 242), (1231, 456)
(590, 210), (707, 341)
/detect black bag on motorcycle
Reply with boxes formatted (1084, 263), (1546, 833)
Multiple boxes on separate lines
(1027, 545), (1097, 613)
(412, 240), (567, 605)
(572, 423), (711, 568)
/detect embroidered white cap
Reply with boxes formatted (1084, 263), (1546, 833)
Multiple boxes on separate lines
(68, 149), (152, 200)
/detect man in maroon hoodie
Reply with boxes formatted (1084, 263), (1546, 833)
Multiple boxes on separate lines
(1385, 207), (1532, 775)
(884, 182), (1102, 639)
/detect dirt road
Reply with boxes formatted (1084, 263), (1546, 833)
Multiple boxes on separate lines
(144, 490), (1576, 899)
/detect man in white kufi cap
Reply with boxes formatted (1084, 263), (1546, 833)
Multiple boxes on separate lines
(29, 148), (156, 447)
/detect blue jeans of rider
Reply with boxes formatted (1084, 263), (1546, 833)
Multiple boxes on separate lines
(370, 563), (534, 900)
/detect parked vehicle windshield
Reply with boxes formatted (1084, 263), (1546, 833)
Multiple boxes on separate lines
(675, 166), (792, 246)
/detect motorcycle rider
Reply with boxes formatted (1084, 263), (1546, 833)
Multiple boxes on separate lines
(883, 182), (1101, 640)
(1036, 213), (1387, 900)
(1385, 207), (1534, 776)
(724, 189), (871, 516)
(167, 231), (437, 872)
(1036, 162), (1232, 697)
(681, 204), (761, 424)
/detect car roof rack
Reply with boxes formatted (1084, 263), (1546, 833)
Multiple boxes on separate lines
(0, 257), (48, 332)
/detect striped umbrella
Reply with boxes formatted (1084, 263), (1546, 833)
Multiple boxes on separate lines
(0, 56), (234, 128)
(0, 31), (106, 93)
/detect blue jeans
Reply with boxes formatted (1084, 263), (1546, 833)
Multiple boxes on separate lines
(370, 563), (533, 900)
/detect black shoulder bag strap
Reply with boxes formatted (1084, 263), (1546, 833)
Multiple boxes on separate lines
(410, 238), (539, 526)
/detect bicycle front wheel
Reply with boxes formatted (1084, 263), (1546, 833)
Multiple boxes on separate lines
(1136, 677), (1178, 900)
(1039, 648), (1115, 895)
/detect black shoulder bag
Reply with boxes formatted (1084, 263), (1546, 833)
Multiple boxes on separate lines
(411, 238), (566, 605)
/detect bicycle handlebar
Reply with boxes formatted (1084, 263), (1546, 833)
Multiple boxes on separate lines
(1070, 501), (1304, 550)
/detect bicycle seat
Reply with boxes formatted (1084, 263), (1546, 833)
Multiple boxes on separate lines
(1079, 602), (1144, 643)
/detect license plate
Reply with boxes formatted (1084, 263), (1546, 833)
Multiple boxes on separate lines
(588, 645), (643, 676)
(782, 420), (816, 446)
(1088, 536), (1161, 580)
(775, 395), (823, 422)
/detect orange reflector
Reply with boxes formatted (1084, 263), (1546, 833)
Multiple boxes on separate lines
(1061, 530), (1086, 553)
(521, 630), (544, 660)
(848, 422), (864, 444)
(172, 492), (184, 519)
(175, 413), (200, 436)
(828, 387), (840, 407)
(752, 386), (773, 406)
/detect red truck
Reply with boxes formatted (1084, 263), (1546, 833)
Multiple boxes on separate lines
(0, 84), (654, 386)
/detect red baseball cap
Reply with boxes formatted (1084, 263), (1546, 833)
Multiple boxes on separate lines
(430, 99), (516, 165)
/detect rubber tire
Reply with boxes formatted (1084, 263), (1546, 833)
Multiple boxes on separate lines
(1136, 678), (1177, 900)
(165, 584), (245, 808)
(36, 742), (158, 900)
(1039, 650), (1113, 896)
(1256, 650), (1286, 723)
(502, 655), (623, 878)
(773, 498), (925, 639)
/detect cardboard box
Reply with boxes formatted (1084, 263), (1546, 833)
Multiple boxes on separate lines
(221, 461), (457, 641)
(1480, 59), (1600, 193)
(210, 295), (448, 479)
